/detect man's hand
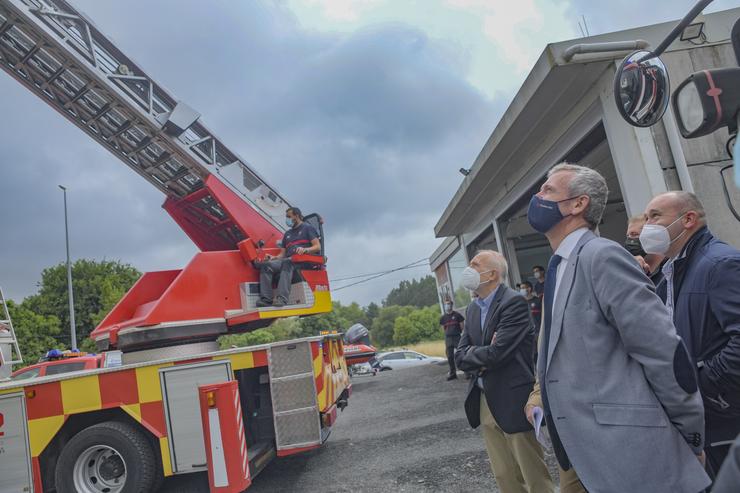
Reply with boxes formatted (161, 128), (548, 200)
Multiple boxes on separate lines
(264, 254), (273, 261)
(697, 450), (706, 467)
(634, 255), (651, 274)
(296, 247), (306, 255)
(525, 404), (536, 426)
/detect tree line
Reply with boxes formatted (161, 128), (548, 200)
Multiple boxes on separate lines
(6, 259), (444, 364)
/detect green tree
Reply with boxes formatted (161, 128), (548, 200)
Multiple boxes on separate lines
(219, 328), (275, 349)
(364, 302), (380, 327)
(370, 305), (414, 348)
(24, 259), (140, 347)
(383, 276), (437, 308)
(298, 309), (345, 338)
(333, 301), (368, 329)
(6, 300), (63, 364)
(392, 306), (442, 345)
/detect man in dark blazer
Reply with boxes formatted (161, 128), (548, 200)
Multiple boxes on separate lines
(455, 250), (553, 493)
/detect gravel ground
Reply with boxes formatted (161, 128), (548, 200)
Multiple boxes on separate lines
(163, 362), (560, 492)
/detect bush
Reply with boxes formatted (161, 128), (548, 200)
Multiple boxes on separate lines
(218, 328), (275, 349)
(392, 306), (443, 346)
(371, 305), (414, 348)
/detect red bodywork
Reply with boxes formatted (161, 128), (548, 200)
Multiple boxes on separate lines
(343, 343), (377, 366)
(91, 175), (329, 350)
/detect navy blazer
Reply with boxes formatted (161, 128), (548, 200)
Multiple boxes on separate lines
(455, 284), (535, 434)
(657, 227), (740, 445)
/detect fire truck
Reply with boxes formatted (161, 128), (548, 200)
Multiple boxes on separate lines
(0, 0), (351, 491)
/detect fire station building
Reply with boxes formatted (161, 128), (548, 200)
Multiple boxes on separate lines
(430, 8), (740, 308)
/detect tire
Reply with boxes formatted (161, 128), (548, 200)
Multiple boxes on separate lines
(55, 420), (158, 493)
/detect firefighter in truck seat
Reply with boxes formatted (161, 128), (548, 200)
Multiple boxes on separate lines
(256, 207), (321, 307)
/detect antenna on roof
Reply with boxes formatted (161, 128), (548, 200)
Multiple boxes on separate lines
(577, 18), (586, 38)
(582, 15), (591, 37)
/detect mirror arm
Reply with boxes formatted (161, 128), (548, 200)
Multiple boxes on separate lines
(643, 0), (714, 60)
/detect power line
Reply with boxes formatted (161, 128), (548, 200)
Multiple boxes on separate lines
(330, 258), (428, 282)
(332, 258), (430, 292)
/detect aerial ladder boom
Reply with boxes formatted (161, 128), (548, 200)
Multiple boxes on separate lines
(0, 0), (332, 352)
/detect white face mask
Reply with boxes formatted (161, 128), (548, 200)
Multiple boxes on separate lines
(519, 288), (528, 296)
(460, 267), (493, 292)
(639, 214), (687, 255)
(534, 272), (543, 280)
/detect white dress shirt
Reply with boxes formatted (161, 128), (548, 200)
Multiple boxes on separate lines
(552, 227), (589, 307)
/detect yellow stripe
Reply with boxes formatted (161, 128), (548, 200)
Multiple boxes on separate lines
(61, 375), (101, 414)
(121, 403), (142, 422)
(160, 437), (174, 476)
(28, 415), (65, 456)
(214, 351), (254, 370)
(259, 290), (332, 319)
(136, 364), (170, 403)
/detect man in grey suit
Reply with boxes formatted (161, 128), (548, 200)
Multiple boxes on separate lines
(527, 162), (710, 493)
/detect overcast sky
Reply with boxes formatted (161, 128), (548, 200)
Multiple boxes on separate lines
(1, 0), (736, 307)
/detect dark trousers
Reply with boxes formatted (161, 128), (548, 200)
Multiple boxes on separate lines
(445, 335), (460, 374)
(258, 258), (294, 302)
(706, 442), (732, 483)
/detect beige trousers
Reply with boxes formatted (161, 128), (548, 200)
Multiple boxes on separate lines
(559, 465), (587, 493)
(479, 397), (554, 493)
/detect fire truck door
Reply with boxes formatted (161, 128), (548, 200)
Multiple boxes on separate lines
(0, 392), (33, 492)
(160, 361), (232, 474)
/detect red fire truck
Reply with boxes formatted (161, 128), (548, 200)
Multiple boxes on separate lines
(0, 0), (352, 491)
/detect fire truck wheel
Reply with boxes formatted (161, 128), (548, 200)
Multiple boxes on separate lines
(55, 420), (158, 493)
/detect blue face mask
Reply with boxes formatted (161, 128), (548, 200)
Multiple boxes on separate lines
(286, 217), (295, 228)
(527, 194), (577, 234)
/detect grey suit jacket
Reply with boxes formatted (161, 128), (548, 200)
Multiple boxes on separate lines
(538, 230), (710, 493)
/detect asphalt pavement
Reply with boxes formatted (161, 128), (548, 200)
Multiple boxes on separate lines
(163, 362), (559, 492)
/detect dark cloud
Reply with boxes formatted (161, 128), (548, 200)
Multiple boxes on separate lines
(0, 0), (501, 306)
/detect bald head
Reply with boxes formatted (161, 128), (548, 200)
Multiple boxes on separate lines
(649, 191), (706, 222)
(644, 191), (707, 257)
(471, 250), (509, 281)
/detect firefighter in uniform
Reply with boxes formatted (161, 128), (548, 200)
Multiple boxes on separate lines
(439, 300), (464, 380)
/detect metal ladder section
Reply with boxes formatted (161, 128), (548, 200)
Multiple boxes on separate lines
(0, 286), (23, 366)
(0, 0), (291, 231)
(267, 341), (322, 451)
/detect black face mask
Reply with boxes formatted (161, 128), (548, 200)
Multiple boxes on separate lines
(624, 237), (647, 257)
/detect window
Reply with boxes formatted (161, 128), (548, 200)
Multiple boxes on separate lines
(404, 352), (424, 360)
(447, 248), (472, 307)
(44, 361), (87, 376)
(379, 352), (404, 361)
(12, 367), (41, 380)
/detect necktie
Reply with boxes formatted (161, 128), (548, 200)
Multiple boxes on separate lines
(540, 254), (571, 470)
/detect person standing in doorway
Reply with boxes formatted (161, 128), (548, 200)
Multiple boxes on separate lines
(519, 281), (542, 330)
(440, 300), (464, 381)
(531, 266), (545, 299)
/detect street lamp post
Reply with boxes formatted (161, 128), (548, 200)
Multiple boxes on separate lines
(58, 185), (77, 350)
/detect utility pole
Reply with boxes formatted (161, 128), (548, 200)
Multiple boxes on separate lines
(59, 185), (77, 350)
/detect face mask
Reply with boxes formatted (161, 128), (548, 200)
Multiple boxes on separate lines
(624, 237), (647, 257)
(639, 214), (687, 255)
(286, 217), (295, 227)
(527, 194), (577, 234)
(534, 271), (543, 280)
(460, 267), (493, 292)
(519, 288), (528, 296)
(444, 304), (452, 312)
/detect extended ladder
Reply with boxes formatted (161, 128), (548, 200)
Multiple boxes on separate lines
(0, 286), (23, 368)
(0, 0), (292, 240)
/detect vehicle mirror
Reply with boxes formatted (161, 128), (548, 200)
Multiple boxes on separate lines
(613, 50), (670, 127)
(672, 68), (740, 138)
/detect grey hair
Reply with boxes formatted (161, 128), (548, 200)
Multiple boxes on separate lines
(476, 249), (509, 281)
(548, 162), (608, 230)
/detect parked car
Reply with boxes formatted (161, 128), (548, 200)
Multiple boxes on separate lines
(375, 350), (445, 370)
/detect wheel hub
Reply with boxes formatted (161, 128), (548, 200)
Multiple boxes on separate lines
(73, 445), (128, 493)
